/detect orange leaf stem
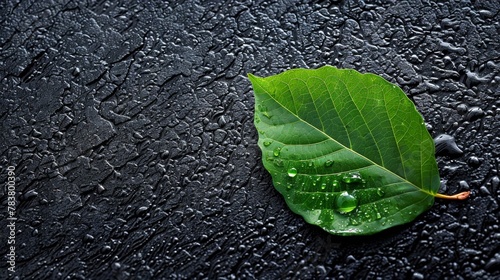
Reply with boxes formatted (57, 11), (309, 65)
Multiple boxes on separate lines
(435, 191), (470, 200)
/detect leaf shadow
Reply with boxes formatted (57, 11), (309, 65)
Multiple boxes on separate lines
(304, 221), (414, 253)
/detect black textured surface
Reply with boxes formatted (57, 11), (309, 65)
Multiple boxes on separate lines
(1, 1), (499, 279)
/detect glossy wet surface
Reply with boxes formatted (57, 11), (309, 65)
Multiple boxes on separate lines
(1, 1), (499, 279)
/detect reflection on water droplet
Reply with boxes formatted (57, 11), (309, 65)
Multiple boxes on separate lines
(376, 188), (385, 197)
(287, 167), (297, 178)
(273, 147), (281, 157)
(263, 140), (272, 146)
(336, 191), (358, 214)
(321, 182), (326, 190)
(325, 160), (334, 167)
(342, 172), (362, 184)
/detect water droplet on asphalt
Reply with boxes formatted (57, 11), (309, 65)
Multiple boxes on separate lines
(456, 103), (468, 114)
(349, 217), (359, 225)
(412, 272), (425, 280)
(467, 156), (481, 167)
(434, 134), (463, 156)
(465, 106), (484, 121)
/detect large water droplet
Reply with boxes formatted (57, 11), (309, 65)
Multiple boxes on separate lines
(336, 192), (358, 214)
(342, 172), (362, 184)
(465, 106), (484, 122)
(434, 134), (463, 156)
(287, 167), (297, 178)
(273, 147), (281, 157)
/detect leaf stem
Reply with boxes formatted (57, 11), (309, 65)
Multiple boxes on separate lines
(435, 191), (470, 200)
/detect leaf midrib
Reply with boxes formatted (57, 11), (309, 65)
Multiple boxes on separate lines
(258, 76), (434, 198)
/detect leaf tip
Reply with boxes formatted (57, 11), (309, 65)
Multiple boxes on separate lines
(247, 73), (258, 80)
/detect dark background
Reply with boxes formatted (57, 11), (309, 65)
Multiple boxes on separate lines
(1, 0), (499, 279)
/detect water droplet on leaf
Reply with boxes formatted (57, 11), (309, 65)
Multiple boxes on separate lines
(332, 180), (339, 189)
(273, 147), (281, 157)
(274, 159), (284, 167)
(258, 104), (272, 118)
(342, 172), (362, 184)
(376, 188), (385, 197)
(325, 160), (334, 167)
(336, 192), (358, 214)
(287, 167), (297, 177)
(263, 140), (272, 146)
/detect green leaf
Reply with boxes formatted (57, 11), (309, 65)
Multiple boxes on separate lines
(249, 66), (450, 235)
